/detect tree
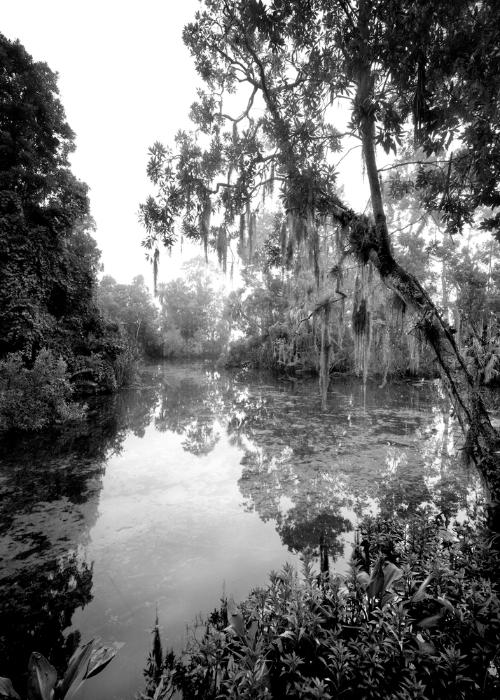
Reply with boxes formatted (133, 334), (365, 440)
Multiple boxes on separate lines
(141, 1), (500, 521)
(0, 34), (102, 362)
(97, 275), (161, 355)
(158, 258), (230, 357)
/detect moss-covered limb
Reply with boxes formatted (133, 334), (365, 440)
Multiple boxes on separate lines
(351, 47), (499, 513)
(361, 223), (500, 519)
(319, 301), (333, 407)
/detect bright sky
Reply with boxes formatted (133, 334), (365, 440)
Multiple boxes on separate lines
(2, 0), (203, 285)
(2, 0), (369, 287)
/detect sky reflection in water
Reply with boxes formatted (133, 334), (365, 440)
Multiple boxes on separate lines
(0, 362), (480, 700)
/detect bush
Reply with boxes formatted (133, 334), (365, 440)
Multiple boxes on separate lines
(221, 335), (272, 368)
(112, 343), (139, 387)
(0, 349), (85, 432)
(144, 514), (500, 699)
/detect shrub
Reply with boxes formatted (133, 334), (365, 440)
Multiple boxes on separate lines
(221, 335), (272, 368)
(144, 514), (500, 699)
(112, 344), (138, 388)
(70, 351), (119, 394)
(0, 349), (85, 432)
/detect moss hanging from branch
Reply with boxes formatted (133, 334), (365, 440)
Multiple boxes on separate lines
(390, 292), (406, 328)
(378, 322), (390, 387)
(319, 301), (333, 408)
(200, 194), (211, 263)
(279, 218), (288, 264)
(248, 211), (256, 261)
(306, 213), (320, 289)
(216, 225), (228, 274)
(153, 247), (159, 296)
(407, 332), (421, 375)
(239, 212), (246, 253)
(352, 264), (374, 384)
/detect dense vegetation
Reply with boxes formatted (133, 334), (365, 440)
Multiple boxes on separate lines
(1, 1), (500, 698)
(140, 0), (500, 520)
(144, 512), (500, 699)
(97, 258), (230, 360)
(0, 34), (129, 430)
(220, 210), (500, 383)
(136, 2), (500, 695)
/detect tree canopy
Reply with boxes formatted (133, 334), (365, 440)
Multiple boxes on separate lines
(141, 1), (500, 518)
(0, 33), (102, 361)
(158, 258), (230, 357)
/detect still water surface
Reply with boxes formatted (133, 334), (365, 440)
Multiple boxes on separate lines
(0, 362), (481, 699)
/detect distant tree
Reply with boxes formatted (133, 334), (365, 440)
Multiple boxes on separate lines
(158, 258), (230, 357)
(97, 275), (161, 355)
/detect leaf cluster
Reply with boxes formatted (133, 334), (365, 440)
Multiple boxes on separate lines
(0, 638), (116, 700)
(145, 513), (500, 699)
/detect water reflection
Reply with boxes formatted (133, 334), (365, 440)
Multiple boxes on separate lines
(0, 363), (479, 699)
(142, 366), (475, 563)
(0, 384), (159, 690)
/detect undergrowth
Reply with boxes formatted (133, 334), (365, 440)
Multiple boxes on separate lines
(0, 349), (85, 432)
(143, 514), (500, 699)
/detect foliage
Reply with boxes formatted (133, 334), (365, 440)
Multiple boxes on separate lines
(96, 275), (161, 357)
(111, 343), (139, 388)
(220, 335), (271, 369)
(0, 34), (99, 358)
(0, 349), (84, 432)
(158, 258), (230, 358)
(0, 34), (129, 400)
(0, 638), (116, 700)
(145, 514), (500, 699)
(140, 0), (500, 511)
(139, 0), (500, 387)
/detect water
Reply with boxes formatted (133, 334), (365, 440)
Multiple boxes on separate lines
(0, 362), (481, 699)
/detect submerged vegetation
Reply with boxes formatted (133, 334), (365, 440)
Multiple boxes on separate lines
(144, 513), (500, 699)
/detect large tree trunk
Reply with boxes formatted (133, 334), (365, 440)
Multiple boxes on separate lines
(353, 22), (500, 525)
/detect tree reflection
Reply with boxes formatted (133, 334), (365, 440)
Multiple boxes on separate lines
(0, 363), (477, 689)
(153, 370), (232, 455)
(181, 420), (221, 455)
(0, 554), (92, 691)
(280, 509), (351, 560)
(0, 378), (160, 690)
(147, 367), (473, 564)
(229, 377), (471, 561)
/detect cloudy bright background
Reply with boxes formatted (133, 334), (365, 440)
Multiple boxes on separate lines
(2, 0), (369, 287)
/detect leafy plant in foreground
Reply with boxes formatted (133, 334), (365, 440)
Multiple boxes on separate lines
(144, 515), (500, 699)
(0, 638), (116, 700)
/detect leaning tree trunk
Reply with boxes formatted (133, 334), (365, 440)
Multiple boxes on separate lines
(353, 49), (500, 527)
(250, 6), (499, 525)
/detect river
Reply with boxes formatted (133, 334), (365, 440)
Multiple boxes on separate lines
(0, 361), (482, 699)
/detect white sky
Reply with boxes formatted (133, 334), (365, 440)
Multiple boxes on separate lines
(2, 0), (204, 286)
(2, 0), (369, 287)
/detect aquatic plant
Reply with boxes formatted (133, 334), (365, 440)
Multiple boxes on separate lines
(0, 638), (116, 700)
(143, 514), (500, 699)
